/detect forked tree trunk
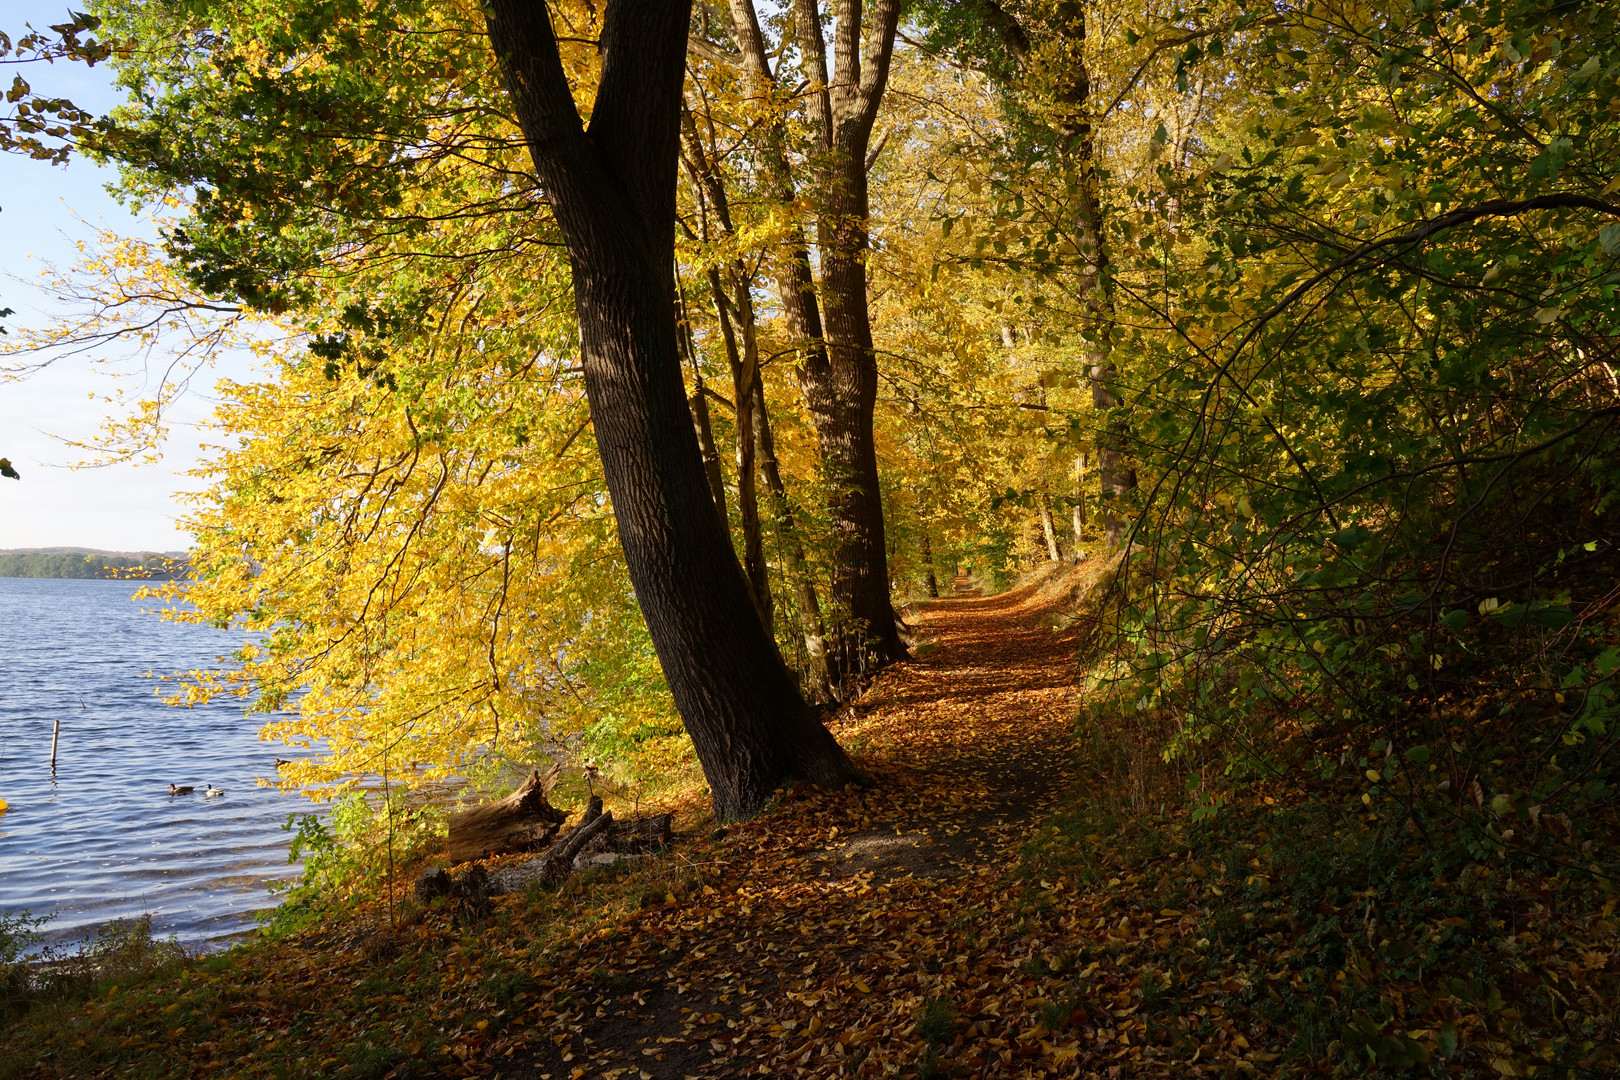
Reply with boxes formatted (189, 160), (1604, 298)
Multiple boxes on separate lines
(483, 0), (860, 819)
(790, 0), (909, 675)
(716, 0), (907, 682)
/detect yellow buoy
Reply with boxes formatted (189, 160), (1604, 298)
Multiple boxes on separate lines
(0, 798), (8, 813)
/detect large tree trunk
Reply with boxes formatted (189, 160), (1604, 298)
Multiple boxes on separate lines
(483, 0), (860, 820)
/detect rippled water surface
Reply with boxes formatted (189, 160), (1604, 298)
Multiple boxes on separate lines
(0, 578), (314, 949)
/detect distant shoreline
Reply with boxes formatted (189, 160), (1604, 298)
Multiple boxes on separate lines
(0, 548), (191, 581)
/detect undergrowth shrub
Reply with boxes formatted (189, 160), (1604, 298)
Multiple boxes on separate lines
(0, 912), (188, 1024)
(261, 791), (446, 939)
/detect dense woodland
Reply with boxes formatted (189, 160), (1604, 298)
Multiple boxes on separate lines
(1, 0), (1618, 1076)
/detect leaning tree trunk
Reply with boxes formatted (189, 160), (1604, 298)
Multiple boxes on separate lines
(482, 0), (860, 820)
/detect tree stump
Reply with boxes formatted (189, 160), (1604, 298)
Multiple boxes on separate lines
(446, 764), (568, 864)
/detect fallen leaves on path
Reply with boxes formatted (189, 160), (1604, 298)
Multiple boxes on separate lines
(6, 566), (1614, 1080)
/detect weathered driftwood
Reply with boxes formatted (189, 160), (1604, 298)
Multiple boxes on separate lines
(542, 806), (614, 884)
(445, 764), (568, 864)
(463, 794), (678, 896)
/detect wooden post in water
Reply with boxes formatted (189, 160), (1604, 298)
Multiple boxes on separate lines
(51, 718), (60, 771)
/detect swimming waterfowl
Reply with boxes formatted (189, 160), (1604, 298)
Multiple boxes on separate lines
(168, 784), (195, 796)
(203, 784), (224, 798)
(273, 759), (292, 768)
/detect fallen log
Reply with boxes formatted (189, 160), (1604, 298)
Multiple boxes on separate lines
(445, 764), (568, 864)
(541, 805), (614, 884)
(477, 799), (678, 896)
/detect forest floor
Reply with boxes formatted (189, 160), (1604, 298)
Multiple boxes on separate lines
(2, 565), (1615, 1079)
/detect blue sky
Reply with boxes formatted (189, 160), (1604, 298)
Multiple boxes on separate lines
(0, 2), (252, 552)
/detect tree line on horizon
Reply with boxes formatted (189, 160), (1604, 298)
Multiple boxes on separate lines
(0, 551), (189, 580)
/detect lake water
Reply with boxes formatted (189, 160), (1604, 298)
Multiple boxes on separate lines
(0, 578), (316, 951)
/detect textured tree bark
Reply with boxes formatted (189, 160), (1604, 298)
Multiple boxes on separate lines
(446, 766), (568, 864)
(790, 0), (909, 674)
(483, 0), (860, 819)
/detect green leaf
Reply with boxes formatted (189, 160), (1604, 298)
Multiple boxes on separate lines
(1330, 524), (1369, 551)
(1599, 223), (1620, 257)
(1531, 605), (1572, 630)
(1405, 745), (1431, 763)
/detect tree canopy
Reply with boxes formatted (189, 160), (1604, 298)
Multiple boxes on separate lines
(1, 0), (1615, 826)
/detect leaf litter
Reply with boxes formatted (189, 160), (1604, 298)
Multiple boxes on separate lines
(2, 569), (1615, 1079)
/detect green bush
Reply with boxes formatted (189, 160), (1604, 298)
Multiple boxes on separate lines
(260, 791), (446, 938)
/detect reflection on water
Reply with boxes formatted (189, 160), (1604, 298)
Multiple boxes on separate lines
(0, 578), (316, 950)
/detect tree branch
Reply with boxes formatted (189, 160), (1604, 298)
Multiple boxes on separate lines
(688, 34), (740, 67)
